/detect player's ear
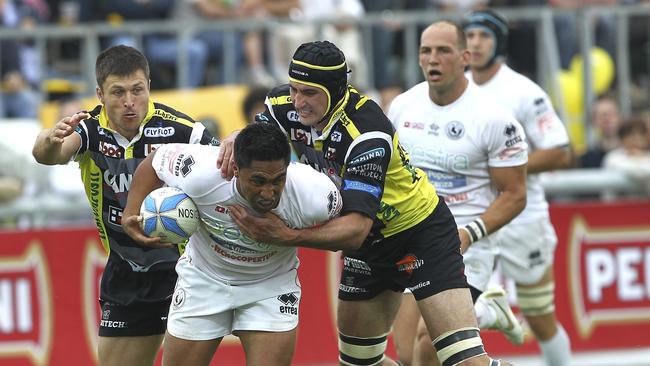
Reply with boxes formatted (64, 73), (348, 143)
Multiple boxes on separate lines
(233, 163), (239, 178)
(96, 86), (104, 104)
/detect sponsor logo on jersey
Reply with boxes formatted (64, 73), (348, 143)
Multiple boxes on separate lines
(290, 128), (312, 145)
(533, 97), (549, 115)
(104, 171), (132, 193)
(0, 245), (51, 365)
(287, 110), (300, 122)
(404, 121), (425, 130)
(445, 121), (465, 139)
(171, 153), (193, 177)
(343, 180), (381, 198)
(327, 191), (343, 218)
(348, 148), (385, 167)
(331, 131), (343, 142)
(443, 192), (469, 204)
(108, 205), (123, 226)
(214, 205), (229, 214)
(144, 127), (175, 138)
(145, 143), (162, 156)
(180, 156), (195, 177)
(346, 163), (383, 180)
(428, 123), (440, 136)
(378, 201), (400, 222)
(278, 293), (299, 315)
(325, 147), (336, 161)
(97, 126), (112, 139)
(99, 141), (122, 158)
(569, 218), (650, 338)
(427, 170), (467, 190)
(396, 254), (424, 275)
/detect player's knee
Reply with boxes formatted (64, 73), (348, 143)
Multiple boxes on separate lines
(432, 327), (486, 366)
(338, 332), (388, 366)
(516, 282), (555, 316)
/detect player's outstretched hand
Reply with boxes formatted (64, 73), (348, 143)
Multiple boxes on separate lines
(228, 205), (295, 246)
(122, 213), (172, 249)
(216, 130), (241, 180)
(48, 111), (89, 144)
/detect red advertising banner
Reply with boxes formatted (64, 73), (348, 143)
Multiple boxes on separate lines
(0, 200), (649, 365)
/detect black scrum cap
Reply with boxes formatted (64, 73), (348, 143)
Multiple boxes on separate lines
(289, 41), (348, 114)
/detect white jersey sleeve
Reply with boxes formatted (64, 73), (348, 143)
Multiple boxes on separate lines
(277, 163), (342, 229)
(151, 143), (225, 196)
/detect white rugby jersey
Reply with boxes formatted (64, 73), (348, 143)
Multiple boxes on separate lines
(467, 65), (570, 223)
(388, 82), (528, 225)
(152, 143), (342, 285)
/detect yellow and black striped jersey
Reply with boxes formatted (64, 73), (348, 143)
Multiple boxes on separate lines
(73, 101), (218, 277)
(259, 84), (440, 241)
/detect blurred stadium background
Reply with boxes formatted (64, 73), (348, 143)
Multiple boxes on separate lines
(1, 1), (650, 365)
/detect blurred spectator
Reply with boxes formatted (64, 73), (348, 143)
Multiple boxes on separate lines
(173, 0), (275, 87)
(0, 40), (39, 118)
(267, 0), (367, 89)
(549, 0), (617, 70)
(603, 117), (650, 195)
(242, 86), (270, 123)
(579, 95), (621, 167)
(1, 0), (40, 118)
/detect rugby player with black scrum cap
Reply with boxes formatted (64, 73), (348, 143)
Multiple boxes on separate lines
(218, 40), (514, 366)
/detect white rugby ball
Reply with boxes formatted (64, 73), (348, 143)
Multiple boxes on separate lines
(140, 187), (199, 244)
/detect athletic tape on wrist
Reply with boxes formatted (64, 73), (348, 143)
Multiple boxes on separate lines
(464, 218), (487, 244)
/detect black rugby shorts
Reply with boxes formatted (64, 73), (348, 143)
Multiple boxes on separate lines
(338, 199), (468, 301)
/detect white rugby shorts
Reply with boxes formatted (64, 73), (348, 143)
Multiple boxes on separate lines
(463, 234), (500, 292)
(167, 256), (301, 341)
(497, 217), (558, 285)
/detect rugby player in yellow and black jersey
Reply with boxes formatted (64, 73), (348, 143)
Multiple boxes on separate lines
(32, 45), (217, 366)
(219, 41), (494, 366)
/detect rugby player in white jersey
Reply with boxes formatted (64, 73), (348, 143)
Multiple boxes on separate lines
(121, 123), (342, 366)
(465, 9), (572, 366)
(388, 20), (528, 365)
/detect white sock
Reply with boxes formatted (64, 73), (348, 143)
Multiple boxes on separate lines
(539, 324), (571, 366)
(474, 297), (496, 329)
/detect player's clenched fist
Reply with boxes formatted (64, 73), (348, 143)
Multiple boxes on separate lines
(48, 112), (89, 144)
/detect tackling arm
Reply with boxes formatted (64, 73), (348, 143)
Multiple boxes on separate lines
(228, 208), (373, 251)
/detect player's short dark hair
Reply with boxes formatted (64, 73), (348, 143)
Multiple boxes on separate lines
(95, 45), (150, 89)
(234, 123), (291, 169)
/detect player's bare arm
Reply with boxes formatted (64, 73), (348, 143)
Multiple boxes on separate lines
(32, 111), (88, 165)
(527, 146), (572, 174)
(228, 206), (372, 251)
(461, 164), (527, 253)
(122, 152), (169, 249)
(216, 129), (241, 179)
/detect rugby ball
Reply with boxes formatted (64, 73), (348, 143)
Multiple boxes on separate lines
(140, 187), (199, 244)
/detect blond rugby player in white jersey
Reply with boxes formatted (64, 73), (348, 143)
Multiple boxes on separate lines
(464, 9), (572, 366)
(388, 20), (528, 366)
(122, 123), (342, 366)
